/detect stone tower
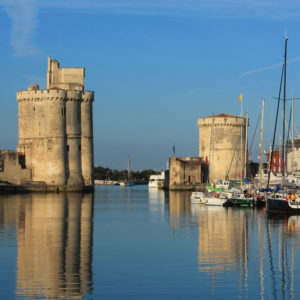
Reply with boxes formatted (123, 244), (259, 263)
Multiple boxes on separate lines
(197, 114), (247, 183)
(16, 57), (94, 188)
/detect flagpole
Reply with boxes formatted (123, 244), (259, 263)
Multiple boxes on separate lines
(240, 94), (243, 117)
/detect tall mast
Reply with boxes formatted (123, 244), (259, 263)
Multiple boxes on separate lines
(209, 118), (215, 183)
(244, 112), (249, 179)
(282, 37), (288, 178)
(292, 95), (294, 174)
(259, 99), (265, 189)
(240, 118), (243, 183)
(267, 61), (284, 190)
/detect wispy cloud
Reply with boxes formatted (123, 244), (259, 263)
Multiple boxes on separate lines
(2, 0), (300, 56)
(241, 56), (300, 76)
(1, 0), (40, 56)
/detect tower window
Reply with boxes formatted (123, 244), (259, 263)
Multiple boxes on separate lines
(0, 160), (4, 172)
(79, 144), (81, 152)
(67, 145), (69, 152)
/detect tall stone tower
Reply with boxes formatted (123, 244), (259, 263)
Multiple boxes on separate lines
(197, 114), (247, 183)
(16, 57), (94, 189)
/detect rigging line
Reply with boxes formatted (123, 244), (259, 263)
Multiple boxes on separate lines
(285, 104), (292, 173)
(248, 112), (261, 157)
(226, 139), (240, 179)
(267, 62), (285, 190)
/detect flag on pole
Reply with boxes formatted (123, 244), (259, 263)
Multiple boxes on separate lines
(173, 144), (176, 155)
(238, 94), (243, 101)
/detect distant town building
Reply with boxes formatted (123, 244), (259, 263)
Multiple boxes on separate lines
(0, 57), (94, 191)
(265, 150), (283, 174)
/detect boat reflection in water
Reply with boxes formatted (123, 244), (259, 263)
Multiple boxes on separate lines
(148, 188), (166, 218)
(0, 192), (94, 299)
(168, 191), (300, 299)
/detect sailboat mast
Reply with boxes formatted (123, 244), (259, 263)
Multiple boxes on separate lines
(240, 118), (243, 183)
(244, 112), (249, 179)
(282, 37), (288, 177)
(267, 43), (285, 190)
(127, 155), (132, 180)
(259, 99), (265, 189)
(292, 95), (294, 174)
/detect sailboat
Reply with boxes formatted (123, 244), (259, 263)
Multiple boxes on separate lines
(266, 38), (300, 213)
(120, 155), (135, 186)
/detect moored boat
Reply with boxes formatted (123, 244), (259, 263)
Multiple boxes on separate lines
(190, 191), (228, 206)
(120, 180), (134, 187)
(267, 192), (300, 214)
(205, 194), (227, 206)
(190, 191), (206, 204)
(148, 171), (165, 188)
(231, 192), (254, 207)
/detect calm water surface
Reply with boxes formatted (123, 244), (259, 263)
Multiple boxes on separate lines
(1, 185), (300, 299)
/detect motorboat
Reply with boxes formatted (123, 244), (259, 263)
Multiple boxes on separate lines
(190, 191), (206, 204)
(148, 171), (165, 188)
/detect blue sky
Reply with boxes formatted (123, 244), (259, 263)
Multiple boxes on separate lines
(1, 0), (300, 170)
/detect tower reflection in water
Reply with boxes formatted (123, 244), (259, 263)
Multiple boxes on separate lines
(168, 191), (247, 272)
(13, 193), (94, 299)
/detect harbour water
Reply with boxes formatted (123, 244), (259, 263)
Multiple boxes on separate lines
(1, 185), (300, 299)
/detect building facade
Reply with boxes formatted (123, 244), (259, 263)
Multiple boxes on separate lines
(169, 156), (208, 190)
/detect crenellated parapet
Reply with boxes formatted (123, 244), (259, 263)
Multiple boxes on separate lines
(17, 88), (67, 102)
(82, 91), (94, 102)
(66, 90), (82, 101)
(198, 116), (246, 128)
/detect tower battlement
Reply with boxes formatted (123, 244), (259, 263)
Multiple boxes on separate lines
(82, 91), (94, 102)
(17, 88), (67, 101)
(66, 90), (82, 101)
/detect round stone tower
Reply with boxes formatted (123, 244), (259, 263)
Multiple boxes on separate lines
(81, 91), (94, 186)
(17, 86), (68, 185)
(66, 90), (84, 186)
(197, 114), (247, 183)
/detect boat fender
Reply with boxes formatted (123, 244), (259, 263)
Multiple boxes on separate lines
(214, 192), (219, 198)
(291, 194), (296, 201)
(286, 196), (289, 202)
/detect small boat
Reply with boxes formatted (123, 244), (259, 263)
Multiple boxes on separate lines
(190, 191), (206, 204)
(148, 171), (165, 188)
(230, 190), (254, 207)
(190, 191), (228, 206)
(205, 192), (228, 206)
(120, 155), (135, 187)
(120, 180), (134, 187)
